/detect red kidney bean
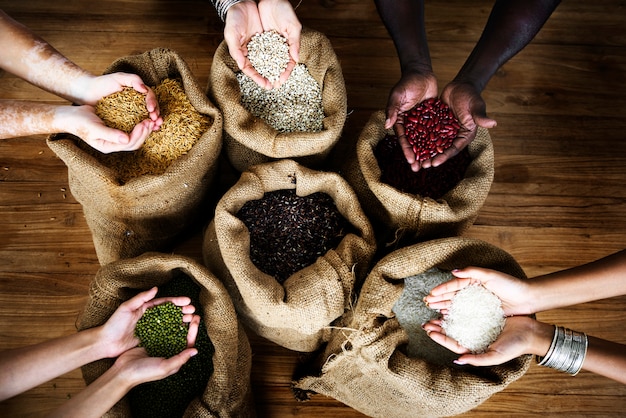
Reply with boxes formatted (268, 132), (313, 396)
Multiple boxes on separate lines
(401, 98), (460, 162)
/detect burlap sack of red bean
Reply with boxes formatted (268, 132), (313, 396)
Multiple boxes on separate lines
(208, 27), (347, 172)
(293, 237), (532, 418)
(47, 48), (222, 265)
(202, 159), (377, 352)
(342, 110), (494, 244)
(76, 253), (255, 417)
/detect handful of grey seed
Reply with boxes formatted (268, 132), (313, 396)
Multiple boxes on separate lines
(247, 30), (290, 83)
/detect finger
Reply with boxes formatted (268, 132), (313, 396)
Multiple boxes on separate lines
(454, 350), (503, 367)
(126, 120), (153, 150)
(287, 34), (300, 63)
(146, 295), (192, 310)
(186, 315), (201, 347)
(241, 65), (272, 90)
(424, 299), (452, 311)
(121, 287), (159, 311)
(163, 348), (198, 375)
(427, 277), (475, 298)
(426, 330), (471, 355)
(180, 304), (196, 315)
(473, 113), (497, 129)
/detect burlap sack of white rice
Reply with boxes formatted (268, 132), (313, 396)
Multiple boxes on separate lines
(342, 110), (493, 245)
(208, 27), (347, 172)
(47, 48), (222, 265)
(76, 252), (255, 417)
(202, 159), (376, 352)
(293, 237), (532, 418)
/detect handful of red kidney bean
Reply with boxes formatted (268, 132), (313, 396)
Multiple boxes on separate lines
(374, 134), (471, 199)
(402, 98), (460, 162)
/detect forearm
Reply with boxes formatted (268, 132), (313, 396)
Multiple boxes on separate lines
(0, 327), (107, 401)
(454, 0), (561, 91)
(0, 101), (64, 139)
(0, 10), (91, 103)
(582, 336), (626, 384)
(374, 0), (432, 75)
(46, 363), (133, 418)
(529, 249), (626, 312)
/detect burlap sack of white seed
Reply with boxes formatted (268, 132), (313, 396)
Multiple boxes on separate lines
(208, 27), (347, 172)
(342, 110), (494, 245)
(293, 237), (532, 418)
(47, 48), (222, 265)
(76, 252), (255, 417)
(202, 159), (377, 352)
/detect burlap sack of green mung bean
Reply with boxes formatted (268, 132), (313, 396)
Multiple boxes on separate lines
(342, 110), (494, 245)
(77, 252), (255, 418)
(292, 237), (532, 418)
(47, 48), (222, 265)
(209, 27), (347, 172)
(202, 159), (376, 352)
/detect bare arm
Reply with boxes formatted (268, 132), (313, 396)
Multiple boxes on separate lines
(0, 288), (197, 401)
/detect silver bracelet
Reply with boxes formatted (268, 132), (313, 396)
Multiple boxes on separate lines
(537, 325), (588, 375)
(211, 0), (255, 22)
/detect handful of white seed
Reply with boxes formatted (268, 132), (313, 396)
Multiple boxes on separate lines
(246, 30), (290, 83)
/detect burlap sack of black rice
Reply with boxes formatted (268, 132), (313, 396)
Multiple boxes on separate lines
(77, 252), (255, 418)
(202, 159), (376, 352)
(342, 110), (494, 247)
(208, 27), (347, 172)
(293, 237), (532, 418)
(47, 48), (222, 265)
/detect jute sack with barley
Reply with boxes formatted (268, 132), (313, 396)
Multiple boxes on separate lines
(342, 110), (494, 245)
(77, 252), (255, 418)
(47, 48), (222, 265)
(209, 27), (346, 172)
(293, 237), (532, 418)
(202, 159), (376, 352)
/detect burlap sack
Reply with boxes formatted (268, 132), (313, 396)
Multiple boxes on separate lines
(202, 159), (376, 352)
(47, 48), (222, 265)
(342, 110), (494, 245)
(209, 27), (347, 172)
(293, 237), (532, 418)
(77, 252), (255, 418)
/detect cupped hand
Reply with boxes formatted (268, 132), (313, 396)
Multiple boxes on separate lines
(224, 0), (270, 89)
(98, 287), (199, 359)
(423, 316), (544, 367)
(112, 346), (198, 387)
(66, 104), (154, 153)
(424, 267), (534, 316)
(384, 71), (438, 172)
(428, 80), (497, 168)
(257, 0), (302, 88)
(77, 72), (162, 126)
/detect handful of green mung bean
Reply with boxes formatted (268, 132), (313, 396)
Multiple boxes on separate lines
(134, 302), (188, 358)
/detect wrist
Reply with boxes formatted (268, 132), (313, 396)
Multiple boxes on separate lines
(529, 320), (556, 357)
(216, 0), (255, 22)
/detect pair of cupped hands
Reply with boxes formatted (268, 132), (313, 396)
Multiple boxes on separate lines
(422, 266), (537, 367)
(385, 71), (497, 172)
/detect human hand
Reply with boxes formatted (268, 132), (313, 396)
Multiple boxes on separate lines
(384, 71), (438, 172)
(423, 315), (552, 366)
(224, 0), (271, 89)
(98, 287), (199, 359)
(428, 80), (497, 168)
(257, 0), (302, 88)
(111, 345), (199, 387)
(423, 267), (534, 316)
(58, 104), (155, 153)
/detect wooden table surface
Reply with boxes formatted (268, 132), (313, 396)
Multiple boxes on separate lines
(0, 0), (625, 416)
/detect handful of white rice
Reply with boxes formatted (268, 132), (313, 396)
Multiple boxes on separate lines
(441, 283), (505, 353)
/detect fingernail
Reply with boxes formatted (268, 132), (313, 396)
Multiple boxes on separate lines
(453, 359), (466, 365)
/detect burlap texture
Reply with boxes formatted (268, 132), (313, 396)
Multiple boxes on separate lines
(77, 252), (255, 418)
(208, 27), (347, 172)
(342, 110), (494, 243)
(293, 237), (532, 418)
(47, 48), (222, 265)
(202, 159), (376, 352)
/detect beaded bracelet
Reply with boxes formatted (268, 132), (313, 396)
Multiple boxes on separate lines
(536, 325), (588, 375)
(211, 0), (255, 22)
